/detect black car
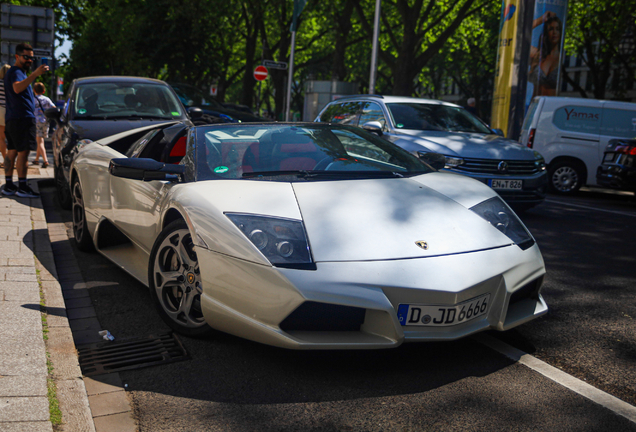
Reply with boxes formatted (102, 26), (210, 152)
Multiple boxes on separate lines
(597, 138), (636, 192)
(45, 76), (194, 209)
(169, 82), (266, 124)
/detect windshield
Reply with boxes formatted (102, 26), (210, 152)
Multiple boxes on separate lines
(170, 83), (223, 109)
(195, 124), (432, 181)
(73, 82), (185, 120)
(386, 103), (492, 134)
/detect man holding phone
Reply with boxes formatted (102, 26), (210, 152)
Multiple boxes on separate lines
(2, 42), (49, 197)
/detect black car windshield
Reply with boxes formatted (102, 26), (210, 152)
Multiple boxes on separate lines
(386, 103), (492, 134)
(171, 83), (224, 109)
(72, 83), (185, 120)
(195, 124), (432, 181)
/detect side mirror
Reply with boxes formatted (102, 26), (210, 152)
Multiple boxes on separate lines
(109, 158), (185, 182)
(491, 128), (504, 137)
(45, 107), (61, 121)
(418, 152), (446, 170)
(187, 107), (203, 119)
(361, 121), (383, 136)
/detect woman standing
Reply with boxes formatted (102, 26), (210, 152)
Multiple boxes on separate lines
(33, 82), (54, 168)
(0, 64), (10, 168)
(528, 11), (563, 98)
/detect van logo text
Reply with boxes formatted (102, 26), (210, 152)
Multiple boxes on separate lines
(564, 108), (600, 121)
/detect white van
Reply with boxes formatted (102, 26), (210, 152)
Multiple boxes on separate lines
(519, 96), (636, 194)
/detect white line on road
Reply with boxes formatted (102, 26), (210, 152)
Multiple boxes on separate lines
(473, 333), (636, 425)
(545, 198), (636, 217)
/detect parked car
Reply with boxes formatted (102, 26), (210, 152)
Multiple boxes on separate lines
(316, 95), (547, 211)
(45, 76), (195, 209)
(519, 96), (636, 194)
(596, 138), (636, 192)
(68, 121), (547, 348)
(169, 82), (266, 123)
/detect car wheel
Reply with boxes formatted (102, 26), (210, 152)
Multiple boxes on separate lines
(148, 220), (212, 336)
(55, 161), (72, 210)
(71, 180), (95, 252)
(548, 161), (584, 194)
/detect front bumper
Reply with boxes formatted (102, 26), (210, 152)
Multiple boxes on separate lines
(443, 168), (548, 206)
(196, 243), (547, 350)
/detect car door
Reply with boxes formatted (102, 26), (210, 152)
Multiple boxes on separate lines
(110, 124), (188, 254)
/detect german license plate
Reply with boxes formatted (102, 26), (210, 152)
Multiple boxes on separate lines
(489, 179), (522, 190)
(397, 294), (490, 327)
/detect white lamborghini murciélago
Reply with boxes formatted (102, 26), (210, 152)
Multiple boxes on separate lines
(68, 121), (547, 349)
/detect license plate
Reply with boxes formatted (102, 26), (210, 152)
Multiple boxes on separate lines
(489, 179), (523, 190)
(397, 294), (490, 327)
(603, 153), (616, 163)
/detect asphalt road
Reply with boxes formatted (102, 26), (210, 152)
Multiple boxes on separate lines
(41, 185), (636, 431)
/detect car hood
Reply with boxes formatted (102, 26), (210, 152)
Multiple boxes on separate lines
(396, 130), (535, 160)
(180, 174), (514, 264)
(198, 105), (267, 123)
(292, 175), (513, 262)
(70, 119), (178, 141)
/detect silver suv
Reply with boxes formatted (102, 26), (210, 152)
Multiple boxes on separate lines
(315, 95), (548, 210)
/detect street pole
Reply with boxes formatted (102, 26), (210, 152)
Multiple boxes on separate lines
(285, 31), (296, 122)
(369, 0), (381, 94)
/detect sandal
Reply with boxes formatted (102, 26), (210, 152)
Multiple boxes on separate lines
(41, 162), (49, 168)
(32, 160), (40, 165)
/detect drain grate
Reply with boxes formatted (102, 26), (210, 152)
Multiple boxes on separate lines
(77, 333), (189, 376)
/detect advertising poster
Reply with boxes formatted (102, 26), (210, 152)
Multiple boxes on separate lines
(491, 0), (520, 136)
(525, 0), (568, 108)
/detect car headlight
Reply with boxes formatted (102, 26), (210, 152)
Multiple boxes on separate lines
(444, 156), (465, 168)
(470, 197), (534, 250)
(226, 213), (315, 269)
(533, 151), (546, 171)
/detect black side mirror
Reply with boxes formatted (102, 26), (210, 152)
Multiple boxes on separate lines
(109, 158), (185, 182)
(361, 121), (383, 136)
(418, 152), (446, 170)
(45, 107), (61, 121)
(187, 107), (203, 119)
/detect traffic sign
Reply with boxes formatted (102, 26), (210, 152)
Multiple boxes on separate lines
(254, 65), (268, 81)
(263, 60), (288, 70)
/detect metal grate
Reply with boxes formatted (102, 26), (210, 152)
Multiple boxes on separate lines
(77, 333), (189, 376)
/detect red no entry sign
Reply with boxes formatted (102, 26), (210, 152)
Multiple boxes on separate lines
(254, 65), (269, 81)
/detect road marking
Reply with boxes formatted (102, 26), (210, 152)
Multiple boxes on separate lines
(473, 333), (636, 424)
(545, 198), (636, 218)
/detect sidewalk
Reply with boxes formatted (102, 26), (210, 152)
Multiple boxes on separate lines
(0, 153), (95, 431)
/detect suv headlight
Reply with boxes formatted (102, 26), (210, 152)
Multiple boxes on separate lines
(470, 197), (535, 250)
(226, 213), (315, 269)
(533, 151), (546, 171)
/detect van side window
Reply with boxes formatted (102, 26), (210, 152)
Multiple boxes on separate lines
(600, 108), (636, 138)
(552, 106), (602, 134)
(319, 101), (362, 125)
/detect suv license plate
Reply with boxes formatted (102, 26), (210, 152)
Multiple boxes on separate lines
(489, 179), (523, 190)
(397, 294), (490, 327)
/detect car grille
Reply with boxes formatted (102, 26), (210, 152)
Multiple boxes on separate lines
(454, 158), (539, 175)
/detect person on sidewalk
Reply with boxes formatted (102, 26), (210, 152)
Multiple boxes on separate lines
(2, 43), (49, 198)
(0, 64), (10, 169)
(32, 82), (53, 168)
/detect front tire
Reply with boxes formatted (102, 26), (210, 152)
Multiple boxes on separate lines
(548, 160), (585, 194)
(71, 179), (95, 252)
(148, 220), (212, 336)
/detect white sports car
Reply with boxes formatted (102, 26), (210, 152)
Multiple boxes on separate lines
(69, 121), (547, 349)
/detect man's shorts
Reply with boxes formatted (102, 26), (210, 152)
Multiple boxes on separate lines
(0, 106), (5, 127)
(36, 121), (49, 139)
(5, 118), (36, 152)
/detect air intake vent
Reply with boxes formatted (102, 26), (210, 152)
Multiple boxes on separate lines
(280, 302), (366, 332)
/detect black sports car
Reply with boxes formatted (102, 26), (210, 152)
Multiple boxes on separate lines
(597, 138), (636, 192)
(46, 76), (194, 209)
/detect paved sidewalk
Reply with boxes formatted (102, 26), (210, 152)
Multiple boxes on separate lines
(0, 156), (95, 431)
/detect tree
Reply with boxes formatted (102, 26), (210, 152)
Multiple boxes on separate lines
(564, 0), (636, 99)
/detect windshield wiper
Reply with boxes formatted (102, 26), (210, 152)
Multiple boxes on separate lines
(242, 170), (312, 178)
(242, 170), (407, 179)
(107, 114), (174, 120)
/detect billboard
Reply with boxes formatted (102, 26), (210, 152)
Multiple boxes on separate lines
(525, 0), (568, 108)
(491, 1), (521, 136)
